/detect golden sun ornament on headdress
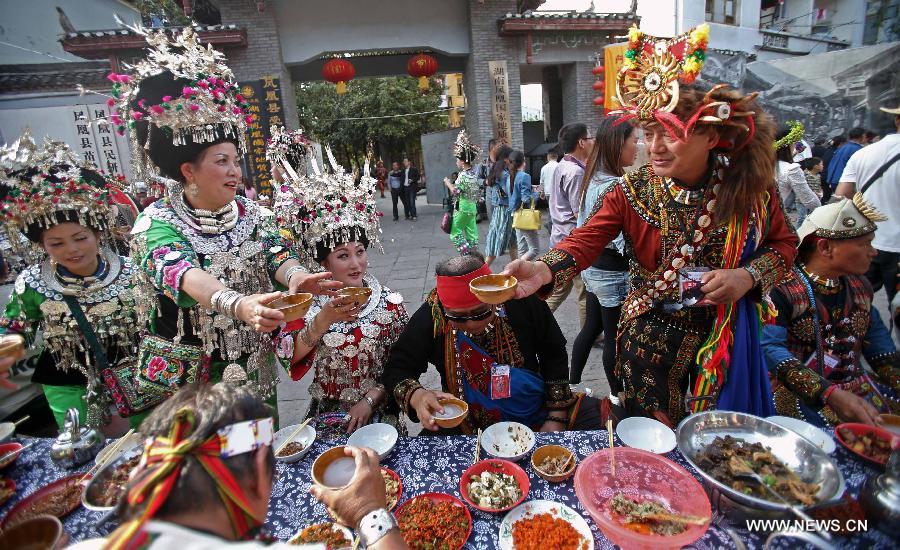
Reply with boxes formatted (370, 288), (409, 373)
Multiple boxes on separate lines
(611, 24), (757, 149)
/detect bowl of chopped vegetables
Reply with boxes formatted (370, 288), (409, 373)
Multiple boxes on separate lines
(273, 423), (316, 463)
(574, 447), (711, 550)
(395, 493), (472, 550)
(531, 444), (577, 482)
(460, 459), (529, 513)
(481, 422), (535, 462)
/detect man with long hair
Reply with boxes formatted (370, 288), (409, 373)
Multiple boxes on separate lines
(503, 24), (798, 426)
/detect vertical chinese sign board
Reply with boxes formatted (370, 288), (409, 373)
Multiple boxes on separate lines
(488, 60), (511, 145)
(72, 105), (127, 177)
(239, 76), (285, 198)
(603, 43), (628, 112)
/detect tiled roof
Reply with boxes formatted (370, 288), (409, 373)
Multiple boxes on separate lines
(62, 24), (241, 39)
(503, 11), (638, 21)
(499, 10), (638, 35)
(0, 62), (109, 93)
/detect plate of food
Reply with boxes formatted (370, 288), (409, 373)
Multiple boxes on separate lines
(347, 423), (398, 460)
(288, 521), (353, 548)
(82, 449), (142, 511)
(835, 423), (900, 467)
(382, 467), (402, 511)
(575, 448), (709, 549)
(498, 499), (593, 550)
(481, 422), (535, 462)
(766, 415), (835, 454)
(677, 411), (844, 517)
(395, 493), (472, 550)
(460, 459), (529, 513)
(0, 473), (89, 529)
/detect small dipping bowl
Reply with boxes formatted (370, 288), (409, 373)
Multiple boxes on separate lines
(266, 293), (313, 322)
(0, 514), (64, 549)
(273, 423), (317, 463)
(0, 334), (25, 358)
(469, 274), (518, 305)
(312, 446), (357, 489)
(337, 286), (373, 306)
(531, 444), (578, 482)
(433, 397), (469, 429)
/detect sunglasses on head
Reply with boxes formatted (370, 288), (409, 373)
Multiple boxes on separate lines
(444, 307), (493, 323)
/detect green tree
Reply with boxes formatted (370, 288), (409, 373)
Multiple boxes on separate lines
(295, 76), (445, 171)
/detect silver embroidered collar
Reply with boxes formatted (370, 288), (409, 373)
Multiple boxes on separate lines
(40, 247), (122, 297)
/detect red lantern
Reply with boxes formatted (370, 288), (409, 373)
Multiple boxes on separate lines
(591, 64), (605, 75)
(592, 80), (605, 91)
(322, 58), (355, 94)
(407, 53), (438, 90)
(593, 96), (605, 106)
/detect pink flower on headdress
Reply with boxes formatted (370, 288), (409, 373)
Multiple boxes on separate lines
(232, 107), (242, 115)
(235, 94), (244, 102)
(245, 115), (254, 124)
(189, 104), (200, 112)
(106, 72), (118, 82)
(138, 99), (147, 109)
(197, 80), (209, 89)
(162, 95), (173, 103)
(106, 98), (115, 107)
(110, 115), (123, 125)
(218, 105), (227, 112)
(119, 75), (131, 83)
(208, 77), (218, 86)
(182, 87), (195, 97)
(150, 105), (165, 115)
(131, 111), (143, 120)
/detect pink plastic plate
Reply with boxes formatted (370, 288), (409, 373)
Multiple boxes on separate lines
(574, 447), (710, 550)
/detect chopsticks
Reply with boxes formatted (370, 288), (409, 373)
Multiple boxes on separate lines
(607, 418), (616, 476)
(80, 428), (134, 483)
(275, 417), (312, 455)
(562, 450), (576, 472)
(0, 441), (34, 464)
(474, 428), (482, 464)
(645, 511), (710, 526)
(13, 415), (30, 427)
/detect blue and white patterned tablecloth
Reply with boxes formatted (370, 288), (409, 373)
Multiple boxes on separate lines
(0, 430), (894, 548)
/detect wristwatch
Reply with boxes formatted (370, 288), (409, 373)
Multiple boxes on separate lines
(357, 507), (397, 546)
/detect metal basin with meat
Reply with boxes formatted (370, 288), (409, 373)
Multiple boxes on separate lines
(676, 411), (845, 521)
(82, 448), (143, 512)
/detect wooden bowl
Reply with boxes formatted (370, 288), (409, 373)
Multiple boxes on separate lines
(469, 274), (517, 305)
(531, 444), (577, 482)
(0, 514), (63, 549)
(337, 286), (372, 305)
(266, 293), (313, 322)
(433, 397), (469, 429)
(0, 334), (25, 358)
(311, 446), (355, 489)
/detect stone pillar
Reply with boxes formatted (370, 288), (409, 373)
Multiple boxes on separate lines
(560, 60), (598, 129)
(215, 0), (299, 129)
(465, 0), (524, 152)
(542, 66), (563, 142)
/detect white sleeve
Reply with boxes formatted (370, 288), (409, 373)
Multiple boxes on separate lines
(788, 164), (821, 210)
(839, 150), (860, 184)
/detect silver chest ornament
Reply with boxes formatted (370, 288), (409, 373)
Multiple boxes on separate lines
(50, 408), (103, 468)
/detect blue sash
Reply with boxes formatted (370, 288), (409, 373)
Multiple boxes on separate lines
(456, 332), (547, 426)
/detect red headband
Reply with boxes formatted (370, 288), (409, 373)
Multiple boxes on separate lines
(436, 263), (492, 309)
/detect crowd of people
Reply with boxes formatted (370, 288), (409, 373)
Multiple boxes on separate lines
(0, 22), (897, 549)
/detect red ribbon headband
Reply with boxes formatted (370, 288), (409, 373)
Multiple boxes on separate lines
(436, 263), (492, 310)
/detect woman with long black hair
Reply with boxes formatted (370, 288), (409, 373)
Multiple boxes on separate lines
(484, 145), (516, 267)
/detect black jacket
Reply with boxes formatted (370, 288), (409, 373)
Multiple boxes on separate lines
(403, 165), (420, 187)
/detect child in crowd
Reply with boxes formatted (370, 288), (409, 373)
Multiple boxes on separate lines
(800, 156), (825, 200)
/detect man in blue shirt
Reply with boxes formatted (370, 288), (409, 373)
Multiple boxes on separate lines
(825, 127), (869, 191)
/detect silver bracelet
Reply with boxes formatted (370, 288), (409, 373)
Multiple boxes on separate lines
(211, 288), (246, 319)
(284, 265), (308, 286)
(363, 395), (377, 410)
(299, 326), (319, 347)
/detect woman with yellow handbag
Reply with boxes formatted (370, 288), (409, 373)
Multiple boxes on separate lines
(509, 150), (541, 261)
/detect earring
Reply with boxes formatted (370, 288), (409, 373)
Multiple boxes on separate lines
(187, 180), (200, 199)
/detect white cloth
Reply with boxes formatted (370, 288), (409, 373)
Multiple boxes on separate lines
(540, 160), (558, 197)
(66, 521), (317, 549)
(776, 160), (820, 213)
(404, 167), (410, 186)
(793, 139), (812, 162)
(839, 133), (900, 252)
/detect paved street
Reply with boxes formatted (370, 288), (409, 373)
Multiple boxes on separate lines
(276, 193), (609, 431)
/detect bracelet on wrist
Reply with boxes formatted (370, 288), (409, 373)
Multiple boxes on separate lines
(363, 395), (377, 411)
(284, 265), (308, 286)
(821, 384), (837, 406)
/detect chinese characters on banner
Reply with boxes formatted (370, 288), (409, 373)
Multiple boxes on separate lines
(71, 106), (126, 176)
(603, 43), (628, 112)
(488, 60), (511, 145)
(239, 76), (285, 198)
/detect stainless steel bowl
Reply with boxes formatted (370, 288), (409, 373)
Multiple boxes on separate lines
(676, 411), (845, 521)
(82, 447), (143, 512)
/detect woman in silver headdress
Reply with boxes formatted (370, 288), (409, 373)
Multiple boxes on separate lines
(106, 29), (335, 417)
(0, 131), (140, 432)
(270, 136), (408, 434)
